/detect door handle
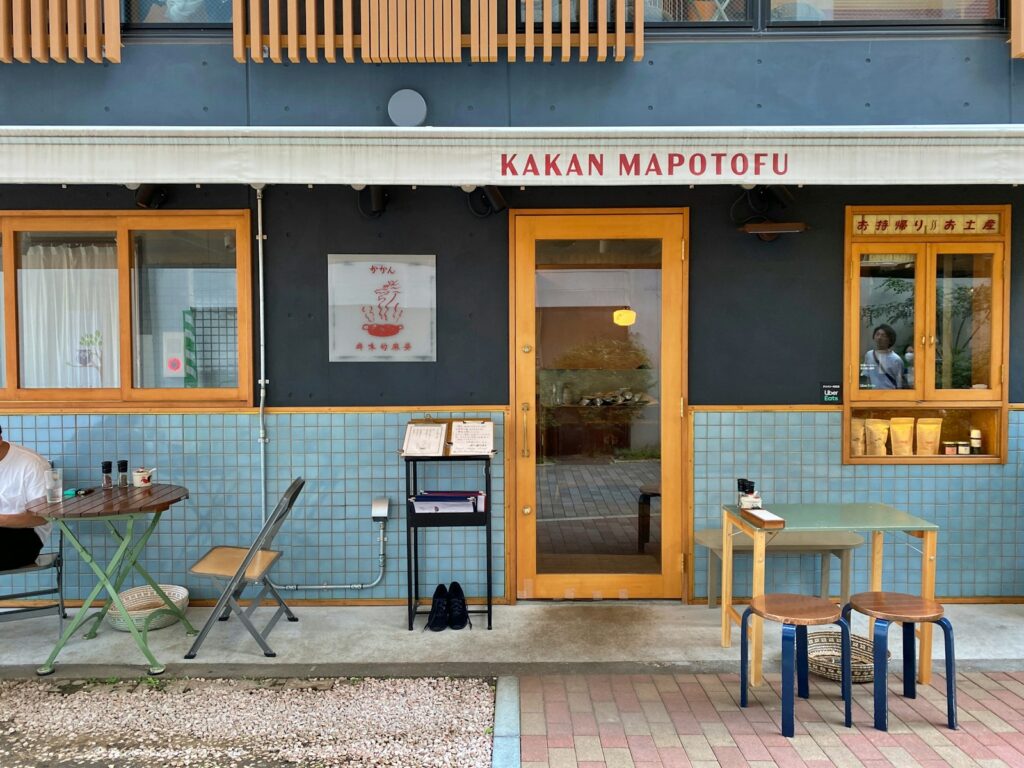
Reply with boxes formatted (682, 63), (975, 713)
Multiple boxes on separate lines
(520, 403), (530, 458)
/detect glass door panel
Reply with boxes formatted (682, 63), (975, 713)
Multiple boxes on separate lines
(513, 212), (685, 601)
(927, 244), (1002, 401)
(853, 246), (924, 399)
(534, 239), (662, 576)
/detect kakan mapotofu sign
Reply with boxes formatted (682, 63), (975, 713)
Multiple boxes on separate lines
(328, 254), (437, 362)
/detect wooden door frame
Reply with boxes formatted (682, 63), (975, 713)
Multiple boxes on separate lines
(508, 208), (689, 601)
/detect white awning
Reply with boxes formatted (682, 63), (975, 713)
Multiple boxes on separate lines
(0, 125), (1021, 186)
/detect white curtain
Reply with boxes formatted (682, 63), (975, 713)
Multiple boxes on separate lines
(18, 244), (119, 388)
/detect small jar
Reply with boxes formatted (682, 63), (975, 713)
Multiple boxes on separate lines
(970, 437), (983, 455)
(957, 441), (971, 456)
(942, 442), (957, 456)
(101, 460), (113, 489)
(117, 459), (129, 487)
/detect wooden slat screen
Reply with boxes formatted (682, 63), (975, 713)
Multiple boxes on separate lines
(233, 0), (642, 62)
(0, 0), (119, 62)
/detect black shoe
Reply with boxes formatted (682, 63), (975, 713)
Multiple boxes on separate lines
(425, 584), (449, 631)
(448, 581), (471, 630)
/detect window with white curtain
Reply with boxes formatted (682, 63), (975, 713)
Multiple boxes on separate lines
(1, 211), (251, 407)
(17, 232), (119, 389)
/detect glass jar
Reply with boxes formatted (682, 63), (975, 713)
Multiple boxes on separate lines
(101, 460), (113, 489)
(117, 459), (129, 487)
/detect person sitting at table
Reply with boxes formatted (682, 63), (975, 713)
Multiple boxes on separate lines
(0, 425), (52, 570)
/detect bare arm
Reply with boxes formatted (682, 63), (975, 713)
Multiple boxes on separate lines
(0, 511), (47, 528)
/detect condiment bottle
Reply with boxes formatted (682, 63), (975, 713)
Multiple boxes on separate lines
(117, 459), (129, 487)
(101, 460), (113, 489)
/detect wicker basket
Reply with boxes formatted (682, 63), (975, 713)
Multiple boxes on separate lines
(107, 585), (189, 632)
(806, 630), (888, 684)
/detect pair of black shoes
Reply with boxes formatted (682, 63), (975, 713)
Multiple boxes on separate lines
(425, 582), (471, 631)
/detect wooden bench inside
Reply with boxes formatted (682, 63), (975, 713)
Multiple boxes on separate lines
(694, 528), (864, 608)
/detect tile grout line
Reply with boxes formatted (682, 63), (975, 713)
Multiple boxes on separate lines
(492, 676), (520, 768)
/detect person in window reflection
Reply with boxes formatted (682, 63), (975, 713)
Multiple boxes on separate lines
(863, 323), (905, 389)
(0, 425), (52, 570)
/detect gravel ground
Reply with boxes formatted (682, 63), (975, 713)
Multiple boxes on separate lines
(0, 676), (495, 768)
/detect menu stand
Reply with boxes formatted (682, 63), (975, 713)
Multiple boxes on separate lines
(404, 454), (493, 630)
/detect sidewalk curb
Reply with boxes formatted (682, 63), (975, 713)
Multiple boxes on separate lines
(492, 676), (520, 768)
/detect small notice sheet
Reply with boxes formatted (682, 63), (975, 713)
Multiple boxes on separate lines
(448, 420), (494, 456)
(402, 423), (448, 456)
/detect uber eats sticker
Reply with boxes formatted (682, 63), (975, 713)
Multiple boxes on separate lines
(821, 383), (841, 404)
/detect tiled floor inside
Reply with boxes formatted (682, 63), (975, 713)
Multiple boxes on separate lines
(519, 671), (1024, 768)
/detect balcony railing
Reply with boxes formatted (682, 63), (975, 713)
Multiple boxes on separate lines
(232, 0), (643, 63)
(0, 0), (120, 62)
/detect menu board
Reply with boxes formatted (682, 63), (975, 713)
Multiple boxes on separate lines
(448, 420), (494, 456)
(401, 423), (448, 456)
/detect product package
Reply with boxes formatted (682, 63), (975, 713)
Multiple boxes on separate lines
(850, 418), (866, 457)
(865, 418), (890, 456)
(889, 417), (915, 456)
(916, 418), (943, 456)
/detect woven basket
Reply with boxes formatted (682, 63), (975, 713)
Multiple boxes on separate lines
(107, 585), (189, 632)
(806, 630), (887, 684)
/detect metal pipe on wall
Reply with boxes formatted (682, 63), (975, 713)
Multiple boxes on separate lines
(252, 184), (388, 592)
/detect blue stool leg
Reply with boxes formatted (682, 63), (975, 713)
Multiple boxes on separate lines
(937, 617), (958, 730)
(781, 624), (797, 737)
(837, 616), (852, 727)
(903, 621), (916, 699)
(796, 625), (809, 699)
(841, 602), (852, 625)
(740, 608), (752, 708)
(873, 618), (891, 731)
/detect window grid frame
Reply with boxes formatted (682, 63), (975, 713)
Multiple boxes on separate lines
(0, 210), (253, 411)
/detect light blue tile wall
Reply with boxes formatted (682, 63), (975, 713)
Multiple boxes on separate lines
(1, 411), (505, 602)
(693, 410), (1024, 600)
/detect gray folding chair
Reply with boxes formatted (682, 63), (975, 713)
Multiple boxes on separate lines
(184, 478), (304, 659)
(0, 531), (65, 636)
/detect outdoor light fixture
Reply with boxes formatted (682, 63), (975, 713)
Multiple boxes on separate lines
(465, 185), (508, 217)
(357, 185), (388, 218)
(739, 220), (808, 242)
(612, 307), (637, 327)
(134, 184), (168, 209)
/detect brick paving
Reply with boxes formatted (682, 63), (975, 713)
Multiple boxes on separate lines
(519, 671), (1024, 767)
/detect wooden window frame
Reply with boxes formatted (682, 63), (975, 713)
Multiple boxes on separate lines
(0, 209), (253, 410)
(843, 204), (1010, 464)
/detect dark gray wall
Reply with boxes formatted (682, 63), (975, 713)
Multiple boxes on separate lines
(2, 183), (1021, 406)
(0, 33), (1022, 127)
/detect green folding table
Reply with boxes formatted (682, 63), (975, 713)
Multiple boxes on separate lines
(26, 483), (196, 676)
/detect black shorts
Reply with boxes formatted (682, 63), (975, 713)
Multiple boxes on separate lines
(0, 528), (44, 571)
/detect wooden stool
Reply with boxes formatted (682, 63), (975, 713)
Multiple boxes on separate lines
(740, 594), (852, 737)
(842, 591), (957, 732)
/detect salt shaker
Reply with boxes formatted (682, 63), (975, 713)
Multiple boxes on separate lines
(101, 461), (113, 490)
(117, 459), (129, 487)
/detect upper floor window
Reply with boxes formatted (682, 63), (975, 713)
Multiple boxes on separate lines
(125, 0), (231, 25)
(0, 211), (252, 409)
(642, 0), (1001, 24)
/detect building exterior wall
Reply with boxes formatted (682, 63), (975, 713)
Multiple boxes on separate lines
(2, 20), (1023, 604)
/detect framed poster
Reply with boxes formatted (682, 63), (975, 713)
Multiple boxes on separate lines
(328, 254), (436, 362)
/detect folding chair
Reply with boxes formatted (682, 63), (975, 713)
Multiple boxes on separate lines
(184, 478), (305, 659)
(0, 531), (65, 636)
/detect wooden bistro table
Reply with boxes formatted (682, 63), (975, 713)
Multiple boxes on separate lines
(26, 484), (196, 676)
(720, 503), (939, 687)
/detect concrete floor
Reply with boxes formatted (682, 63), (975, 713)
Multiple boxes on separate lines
(1, 602), (1021, 679)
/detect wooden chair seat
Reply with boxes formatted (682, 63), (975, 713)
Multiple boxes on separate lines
(190, 546), (281, 580)
(749, 593), (841, 626)
(849, 591), (944, 623)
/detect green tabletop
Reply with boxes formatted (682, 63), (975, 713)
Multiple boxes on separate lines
(722, 503), (938, 533)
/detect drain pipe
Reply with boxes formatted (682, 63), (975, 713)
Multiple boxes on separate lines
(253, 184), (270, 525)
(251, 184), (388, 592)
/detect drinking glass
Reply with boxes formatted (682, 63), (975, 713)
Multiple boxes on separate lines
(44, 468), (63, 503)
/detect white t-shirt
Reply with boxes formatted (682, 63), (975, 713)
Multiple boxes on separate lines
(0, 443), (51, 543)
